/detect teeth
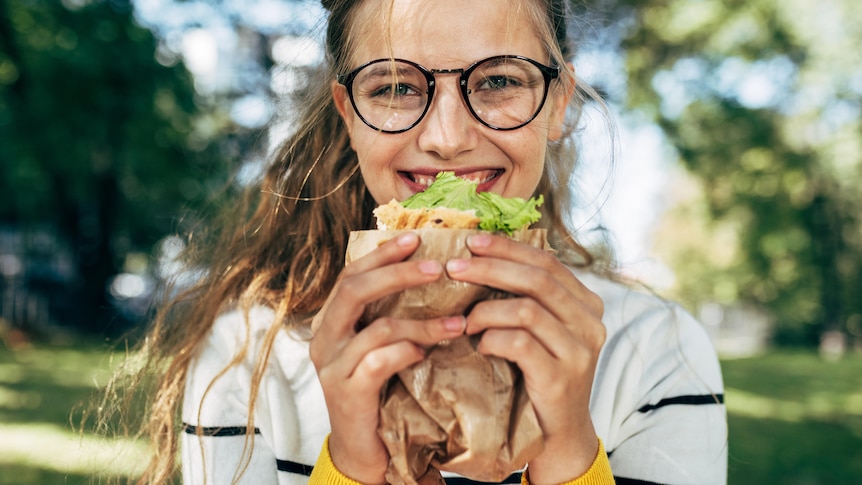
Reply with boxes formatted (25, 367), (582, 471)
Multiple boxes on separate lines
(411, 172), (495, 187)
(411, 175), (438, 187)
(461, 174), (494, 185)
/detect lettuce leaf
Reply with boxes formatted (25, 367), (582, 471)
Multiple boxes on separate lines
(401, 171), (543, 234)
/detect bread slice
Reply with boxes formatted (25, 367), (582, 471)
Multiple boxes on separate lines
(373, 200), (480, 230)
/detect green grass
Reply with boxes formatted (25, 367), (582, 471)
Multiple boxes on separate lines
(0, 340), (146, 484)
(1, 342), (860, 484)
(722, 351), (862, 484)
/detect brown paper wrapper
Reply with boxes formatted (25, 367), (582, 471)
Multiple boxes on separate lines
(345, 229), (547, 485)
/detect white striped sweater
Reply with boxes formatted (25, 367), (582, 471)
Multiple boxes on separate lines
(181, 270), (727, 484)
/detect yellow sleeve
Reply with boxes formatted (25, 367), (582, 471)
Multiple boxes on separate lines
(521, 438), (614, 485)
(308, 435), (365, 485)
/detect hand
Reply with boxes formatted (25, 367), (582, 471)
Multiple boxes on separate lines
(445, 233), (606, 484)
(309, 232), (467, 484)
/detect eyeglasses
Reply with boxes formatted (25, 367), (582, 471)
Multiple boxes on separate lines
(337, 55), (560, 134)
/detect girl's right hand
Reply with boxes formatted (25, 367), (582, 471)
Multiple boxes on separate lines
(309, 232), (466, 484)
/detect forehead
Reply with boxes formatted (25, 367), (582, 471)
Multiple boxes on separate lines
(348, 0), (547, 67)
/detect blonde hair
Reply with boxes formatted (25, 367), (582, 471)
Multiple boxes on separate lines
(94, 0), (612, 483)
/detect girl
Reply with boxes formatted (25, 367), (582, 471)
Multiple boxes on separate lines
(124, 0), (727, 484)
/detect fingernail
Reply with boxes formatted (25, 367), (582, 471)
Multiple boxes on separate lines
(446, 259), (468, 273)
(468, 234), (491, 248)
(418, 260), (442, 275)
(397, 232), (418, 246)
(444, 316), (466, 333)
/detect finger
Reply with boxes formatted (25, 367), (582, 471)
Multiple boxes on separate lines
(447, 243), (603, 322)
(330, 340), (427, 397)
(465, 234), (601, 309)
(466, 297), (605, 361)
(465, 233), (562, 273)
(465, 298), (566, 356)
(478, 328), (598, 395)
(478, 327), (556, 377)
(324, 316), (467, 385)
(344, 232), (422, 274)
(334, 315), (466, 378)
(351, 340), (426, 386)
(446, 256), (579, 319)
(312, 258), (443, 338)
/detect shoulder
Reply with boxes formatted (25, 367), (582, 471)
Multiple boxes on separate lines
(577, 272), (727, 483)
(200, 305), (313, 371)
(183, 305), (315, 421)
(576, 269), (723, 392)
(578, 271), (715, 354)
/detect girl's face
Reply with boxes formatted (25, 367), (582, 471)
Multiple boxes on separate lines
(333, 0), (570, 205)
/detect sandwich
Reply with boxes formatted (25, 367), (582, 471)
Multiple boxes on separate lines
(372, 171), (543, 233)
(346, 172), (547, 485)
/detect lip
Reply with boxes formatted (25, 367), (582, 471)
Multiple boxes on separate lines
(398, 168), (504, 193)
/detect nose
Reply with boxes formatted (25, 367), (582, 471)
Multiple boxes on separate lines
(416, 77), (479, 160)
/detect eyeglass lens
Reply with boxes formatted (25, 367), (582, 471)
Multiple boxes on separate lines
(349, 57), (548, 132)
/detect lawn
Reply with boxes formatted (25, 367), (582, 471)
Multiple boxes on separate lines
(1, 341), (860, 484)
(0, 340), (146, 484)
(722, 351), (862, 484)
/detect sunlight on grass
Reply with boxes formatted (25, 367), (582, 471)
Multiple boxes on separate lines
(726, 386), (862, 423)
(0, 386), (41, 410)
(3, 342), (859, 484)
(0, 422), (147, 479)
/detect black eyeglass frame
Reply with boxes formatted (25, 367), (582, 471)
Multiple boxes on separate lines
(336, 55), (561, 134)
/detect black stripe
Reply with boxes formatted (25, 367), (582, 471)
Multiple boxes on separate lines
(270, 463), (522, 483)
(615, 477), (666, 485)
(637, 394), (724, 413)
(182, 423), (261, 437)
(276, 459), (314, 476)
(444, 472), (522, 483)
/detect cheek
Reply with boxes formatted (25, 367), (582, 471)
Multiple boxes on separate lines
(353, 132), (401, 170)
(498, 132), (548, 198)
(353, 132), (411, 201)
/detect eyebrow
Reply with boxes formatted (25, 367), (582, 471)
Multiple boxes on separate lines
(361, 64), (421, 80)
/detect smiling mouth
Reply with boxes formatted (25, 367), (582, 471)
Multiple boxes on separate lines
(403, 169), (502, 187)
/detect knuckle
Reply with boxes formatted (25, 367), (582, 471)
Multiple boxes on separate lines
(590, 323), (607, 350)
(336, 276), (363, 302)
(588, 291), (605, 317)
(362, 350), (388, 375)
(508, 330), (532, 354)
(516, 300), (541, 327)
(369, 317), (396, 341)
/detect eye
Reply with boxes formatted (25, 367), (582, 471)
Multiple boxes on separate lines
(370, 83), (419, 97)
(480, 75), (521, 90)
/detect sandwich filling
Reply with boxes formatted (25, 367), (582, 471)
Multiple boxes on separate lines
(373, 171), (543, 234)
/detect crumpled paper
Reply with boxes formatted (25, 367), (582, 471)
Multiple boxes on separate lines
(345, 229), (548, 485)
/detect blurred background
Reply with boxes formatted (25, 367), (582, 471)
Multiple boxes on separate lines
(1, 0), (860, 483)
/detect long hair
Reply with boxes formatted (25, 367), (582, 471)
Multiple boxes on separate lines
(94, 0), (612, 483)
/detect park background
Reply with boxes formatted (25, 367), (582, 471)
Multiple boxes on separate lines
(1, 0), (861, 483)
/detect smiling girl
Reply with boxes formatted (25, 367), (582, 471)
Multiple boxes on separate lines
(123, 0), (727, 484)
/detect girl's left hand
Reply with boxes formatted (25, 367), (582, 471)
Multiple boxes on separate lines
(444, 233), (606, 485)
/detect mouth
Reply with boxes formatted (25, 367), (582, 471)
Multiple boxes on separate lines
(400, 169), (503, 191)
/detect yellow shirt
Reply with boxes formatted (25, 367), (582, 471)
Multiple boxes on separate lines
(308, 435), (615, 485)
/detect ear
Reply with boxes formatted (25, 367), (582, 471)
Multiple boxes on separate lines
(331, 81), (356, 145)
(548, 63), (575, 142)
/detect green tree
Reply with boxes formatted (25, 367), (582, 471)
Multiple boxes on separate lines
(0, 0), (236, 333)
(606, 0), (862, 345)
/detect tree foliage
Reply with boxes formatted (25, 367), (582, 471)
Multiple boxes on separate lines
(4, 0), (859, 345)
(605, 0), (862, 345)
(0, 0), (236, 333)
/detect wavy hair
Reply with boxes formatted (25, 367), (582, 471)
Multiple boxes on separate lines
(92, 0), (613, 483)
